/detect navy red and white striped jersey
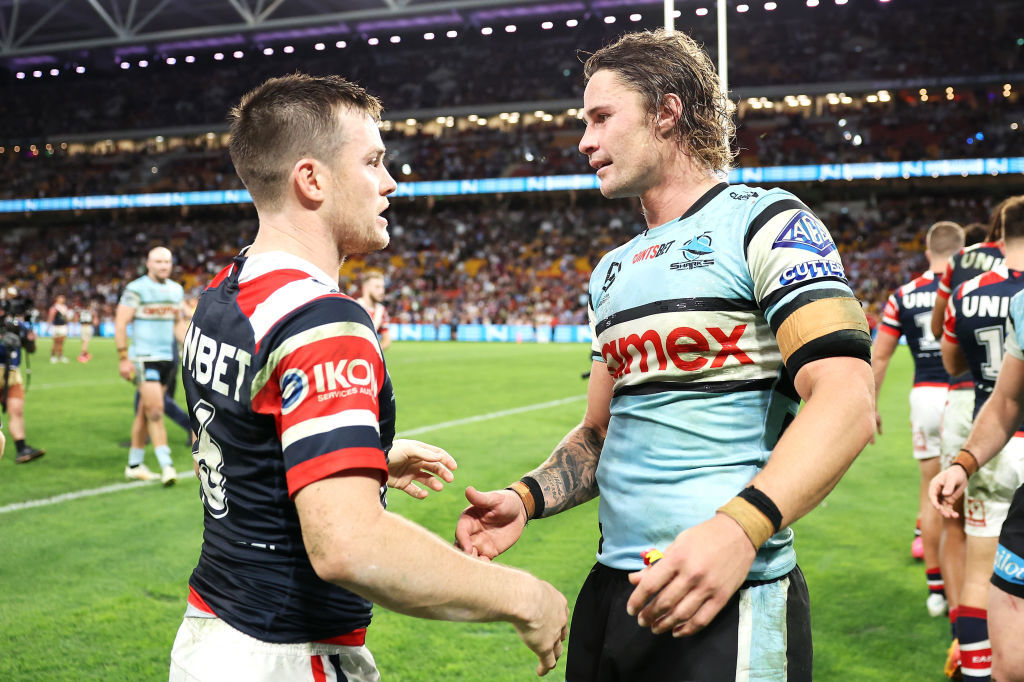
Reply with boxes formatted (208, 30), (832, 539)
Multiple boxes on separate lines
(362, 300), (389, 336)
(181, 249), (395, 644)
(944, 265), (1024, 419)
(878, 271), (949, 386)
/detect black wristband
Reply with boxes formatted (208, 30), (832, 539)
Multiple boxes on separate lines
(521, 475), (545, 520)
(737, 486), (783, 534)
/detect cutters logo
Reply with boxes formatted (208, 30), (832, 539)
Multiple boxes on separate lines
(772, 211), (835, 257)
(729, 190), (759, 201)
(670, 232), (715, 271)
(280, 368), (309, 415)
(601, 261), (622, 293)
(778, 259), (847, 286)
(632, 240), (675, 264)
(601, 324), (752, 378)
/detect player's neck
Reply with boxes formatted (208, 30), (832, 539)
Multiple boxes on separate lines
(1003, 238), (1024, 271)
(639, 162), (721, 230)
(249, 214), (342, 277)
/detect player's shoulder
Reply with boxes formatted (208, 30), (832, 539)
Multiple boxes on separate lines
(959, 265), (1008, 297)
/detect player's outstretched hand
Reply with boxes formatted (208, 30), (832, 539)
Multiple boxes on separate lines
(386, 439), (457, 499)
(513, 578), (568, 677)
(929, 465), (969, 518)
(626, 514), (756, 638)
(455, 486), (527, 560)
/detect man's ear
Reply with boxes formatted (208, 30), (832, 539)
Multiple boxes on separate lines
(656, 93), (683, 137)
(293, 158), (325, 203)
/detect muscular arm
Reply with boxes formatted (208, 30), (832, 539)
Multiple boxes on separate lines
(870, 330), (899, 433)
(941, 336), (968, 377)
(114, 304), (134, 351)
(931, 295), (949, 340)
(378, 330), (392, 352)
(526, 359), (611, 516)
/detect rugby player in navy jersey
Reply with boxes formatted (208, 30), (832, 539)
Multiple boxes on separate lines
(931, 196), (1024, 682)
(456, 30), (874, 680)
(872, 221), (964, 619)
(170, 74), (567, 681)
(929, 213), (1006, 676)
(932, 196), (1024, 681)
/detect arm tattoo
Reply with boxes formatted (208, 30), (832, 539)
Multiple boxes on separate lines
(528, 425), (604, 517)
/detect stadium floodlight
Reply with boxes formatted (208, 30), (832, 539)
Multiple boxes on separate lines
(185, 55), (195, 63)
(263, 47), (274, 55)
(765, 2), (777, 9)
(673, 10), (681, 17)
(838, 118), (847, 127)
(120, 62), (130, 69)
(737, 4), (749, 12)
(541, 21), (553, 29)
(566, 19), (579, 27)
(76, 66), (86, 74)
(629, 13), (642, 21)
(390, 35), (401, 43)
(32, 70), (42, 77)
(446, 30), (458, 38)
(314, 42), (325, 50)
(283, 45), (294, 53)
(336, 40), (347, 48)
(138, 60), (148, 68)
(835, 0), (848, 4)
(806, 0), (819, 6)
(214, 52), (224, 60)
(696, 7), (709, 16)
(481, 27), (493, 35)
(477, 118), (487, 125)
(505, 25), (516, 33)
(15, 72), (25, 79)
(49, 68), (59, 76)
(401, 164), (412, 175)
(233, 50), (243, 59)
(406, 118), (417, 125)
(604, 16), (616, 23)
(166, 57), (176, 65)
(368, 37), (379, 45)
(1012, 123), (1019, 130)
(424, 32), (435, 40)
(468, 114), (479, 121)
(866, 95), (878, 102)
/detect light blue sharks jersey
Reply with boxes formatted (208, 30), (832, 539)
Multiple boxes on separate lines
(587, 183), (870, 578)
(119, 275), (184, 361)
(1004, 290), (1024, 363)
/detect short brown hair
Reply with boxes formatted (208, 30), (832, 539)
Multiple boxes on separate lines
(361, 269), (385, 284)
(583, 29), (735, 172)
(228, 73), (383, 210)
(1001, 196), (1024, 241)
(926, 221), (964, 258)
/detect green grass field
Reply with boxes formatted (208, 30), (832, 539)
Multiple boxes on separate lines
(0, 338), (949, 680)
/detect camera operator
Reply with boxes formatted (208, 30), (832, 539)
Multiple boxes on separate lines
(0, 286), (45, 463)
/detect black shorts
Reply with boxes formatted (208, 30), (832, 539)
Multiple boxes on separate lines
(566, 562), (812, 682)
(992, 483), (1024, 598)
(135, 360), (175, 387)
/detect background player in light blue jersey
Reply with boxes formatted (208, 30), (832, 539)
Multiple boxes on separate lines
(931, 196), (1024, 680)
(457, 29), (875, 680)
(115, 246), (188, 486)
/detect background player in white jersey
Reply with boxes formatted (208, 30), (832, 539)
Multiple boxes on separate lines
(46, 294), (70, 363)
(356, 270), (391, 351)
(115, 246), (188, 486)
(456, 30), (874, 680)
(872, 221), (964, 618)
(932, 197), (1024, 681)
(77, 296), (97, 363)
(170, 74), (567, 682)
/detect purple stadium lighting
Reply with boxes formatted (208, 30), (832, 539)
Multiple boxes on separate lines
(566, 18), (579, 27)
(233, 50), (243, 59)
(505, 24), (517, 33)
(315, 42), (326, 50)
(49, 68), (59, 76)
(120, 62), (130, 69)
(446, 30), (458, 38)
(424, 32), (435, 40)
(629, 13), (641, 21)
(185, 55), (195, 63)
(604, 16), (616, 23)
(76, 66), (86, 74)
(15, 72), (25, 79)
(10, 55), (57, 66)
(138, 60), (148, 68)
(214, 52), (225, 60)
(481, 26), (493, 35)
(336, 40), (347, 48)
(356, 13), (459, 32)
(32, 70), (42, 77)
(283, 46), (294, 53)
(696, 7), (709, 15)
(155, 35), (245, 53)
(473, 2), (584, 21)
(541, 21), (554, 28)
(367, 37), (379, 45)
(390, 35), (401, 43)
(166, 57), (177, 65)
(253, 25), (349, 42)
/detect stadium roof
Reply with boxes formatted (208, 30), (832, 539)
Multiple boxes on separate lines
(0, 0), (650, 59)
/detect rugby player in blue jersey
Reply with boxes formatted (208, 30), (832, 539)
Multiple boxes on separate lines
(115, 246), (188, 486)
(931, 196), (1024, 681)
(872, 221), (963, 618)
(169, 73), (567, 681)
(456, 30), (874, 680)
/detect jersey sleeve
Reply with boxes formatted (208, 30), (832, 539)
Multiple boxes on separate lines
(878, 293), (902, 338)
(743, 192), (871, 378)
(249, 297), (388, 497)
(1007, 291), (1024, 362)
(119, 282), (141, 308)
(378, 306), (390, 335)
(936, 257), (957, 301)
(942, 287), (961, 345)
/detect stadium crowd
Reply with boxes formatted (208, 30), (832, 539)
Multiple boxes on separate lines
(0, 191), (1004, 333)
(0, 0), (1018, 143)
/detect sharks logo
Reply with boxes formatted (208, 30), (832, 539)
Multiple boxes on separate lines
(670, 232), (716, 271)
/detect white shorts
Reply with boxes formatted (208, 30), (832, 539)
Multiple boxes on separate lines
(51, 325), (68, 338)
(910, 385), (947, 460)
(940, 389), (975, 469)
(965, 436), (1024, 538)
(170, 616), (380, 682)
(80, 324), (93, 342)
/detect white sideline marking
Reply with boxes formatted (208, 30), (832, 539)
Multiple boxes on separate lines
(0, 394), (586, 515)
